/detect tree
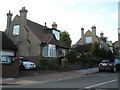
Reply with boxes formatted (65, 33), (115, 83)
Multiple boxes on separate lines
(90, 42), (114, 59)
(65, 50), (77, 63)
(60, 31), (72, 48)
(90, 42), (100, 58)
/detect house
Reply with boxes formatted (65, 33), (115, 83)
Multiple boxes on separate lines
(5, 7), (68, 57)
(113, 41), (120, 58)
(0, 31), (17, 56)
(73, 25), (109, 53)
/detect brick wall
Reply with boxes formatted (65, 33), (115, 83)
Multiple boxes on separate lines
(0, 61), (20, 78)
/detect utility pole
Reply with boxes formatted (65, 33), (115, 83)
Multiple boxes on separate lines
(118, 28), (120, 59)
(118, 1), (120, 59)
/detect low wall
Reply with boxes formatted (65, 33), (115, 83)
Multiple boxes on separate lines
(0, 61), (20, 78)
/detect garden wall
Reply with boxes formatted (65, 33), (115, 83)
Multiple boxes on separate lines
(0, 61), (20, 78)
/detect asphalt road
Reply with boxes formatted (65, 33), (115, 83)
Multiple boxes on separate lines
(3, 71), (120, 89)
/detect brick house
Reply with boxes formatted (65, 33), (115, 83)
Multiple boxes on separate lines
(5, 7), (68, 57)
(73, 25), (109, 53)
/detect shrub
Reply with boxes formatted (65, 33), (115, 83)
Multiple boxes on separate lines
(65, 50), (77, 63)
(39, 57), (60, 70)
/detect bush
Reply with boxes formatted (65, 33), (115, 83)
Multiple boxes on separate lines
(65, 50), (77, 64)
(39, 57), (60, 70)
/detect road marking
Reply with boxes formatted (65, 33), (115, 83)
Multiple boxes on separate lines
(15, 80), (38, 84)
(85, 79), (117, 88)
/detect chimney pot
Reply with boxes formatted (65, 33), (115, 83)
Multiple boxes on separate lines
(19, 7), (28, 25)
(100, 31), (104, 38)
(91, 25), (96, 35)
(45, 22), (47, 27)
(52, 22), (57, 29)
(81, 27), (84, 38)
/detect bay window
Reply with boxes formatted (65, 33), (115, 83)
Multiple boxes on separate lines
(43, 44), (56, 57)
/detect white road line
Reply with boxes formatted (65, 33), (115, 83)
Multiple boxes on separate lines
(85, 79), (117, 88)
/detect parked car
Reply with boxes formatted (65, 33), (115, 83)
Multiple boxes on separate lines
(98, 59), (120, 72)
(22, 60), (36, 70)
(14, 57), (37, 70)
(0, 56), (14, 64)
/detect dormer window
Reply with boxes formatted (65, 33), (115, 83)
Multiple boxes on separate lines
(13, 25), (20, 35)
(52, 30), (60, 40)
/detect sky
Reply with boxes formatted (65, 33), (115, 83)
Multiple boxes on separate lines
(0, 0), (119, 44)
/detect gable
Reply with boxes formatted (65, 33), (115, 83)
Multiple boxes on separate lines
(74, 30), (108, 48)
(84, 30), (92, 37)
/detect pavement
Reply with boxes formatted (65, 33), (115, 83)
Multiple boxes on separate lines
(1, 67), (98, 86)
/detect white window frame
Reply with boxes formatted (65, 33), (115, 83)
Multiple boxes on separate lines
(86, 37), (92, 44)
(13, 25), (20, 35)
(43, 45), (49, 57)
(61, 49), (66, 56)
(0, 50), (14, 56)
(43, 44), (56, 57)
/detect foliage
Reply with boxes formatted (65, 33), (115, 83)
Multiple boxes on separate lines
(90, 42), (114, 60)
(65, 50), (77, 63)
(39, 57), (60, 70)
(60, 31), (72, 48)
(90, 42), (100, 58)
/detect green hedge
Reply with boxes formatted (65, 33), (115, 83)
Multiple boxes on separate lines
(39, 57), (60, 70)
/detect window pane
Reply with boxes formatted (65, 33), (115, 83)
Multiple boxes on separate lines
(48, 44), (56, 57)
(43, 45), (48, 57)
(13, 25), (20, 35)
(86, 37), (92, 43)
(62, 49), (66, 56)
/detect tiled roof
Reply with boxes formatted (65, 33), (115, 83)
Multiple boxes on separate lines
(1, 31), (17, 50)
(26, 20), (68, 49)
(74, 44), (92, 52)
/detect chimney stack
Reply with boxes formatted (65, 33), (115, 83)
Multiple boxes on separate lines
(6, 10), (13, 35)
(100, 31), (104, 38)
(19, 7), (28, 25)
(91, 25), (96, 36)
(45, 22), (47, 27)
(81, 27), (84, 38)
(52, 22), (57, 29)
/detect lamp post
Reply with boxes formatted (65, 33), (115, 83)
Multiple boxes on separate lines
(118, 28), (120, 59)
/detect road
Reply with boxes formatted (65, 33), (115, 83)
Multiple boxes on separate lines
(2, 71), (120, 89)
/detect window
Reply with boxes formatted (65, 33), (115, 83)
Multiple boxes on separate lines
(49, 44), (56, 57)
(0, 56), (13, 64)
(43, 44), (56, 57)
(85, 37), (92, 43)
(1, 51), (14, 56)
(43, 45), (49, 57)
(52, 30), (60, 40)
(13, 25), (20, 35)
(61, 49), (66, 56)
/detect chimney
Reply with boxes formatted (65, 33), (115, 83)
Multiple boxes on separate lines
(91, 25), (96, 36)
(52, 22), (57, 29)
(45, 22), (47, 27)
(100, 31), (104, 38)
(6, 10), (13, 35)
(81, 27), (84, 38)
(19, 7), (28, 25)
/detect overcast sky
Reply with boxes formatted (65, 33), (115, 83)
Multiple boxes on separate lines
(0, 0), (119, 44)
